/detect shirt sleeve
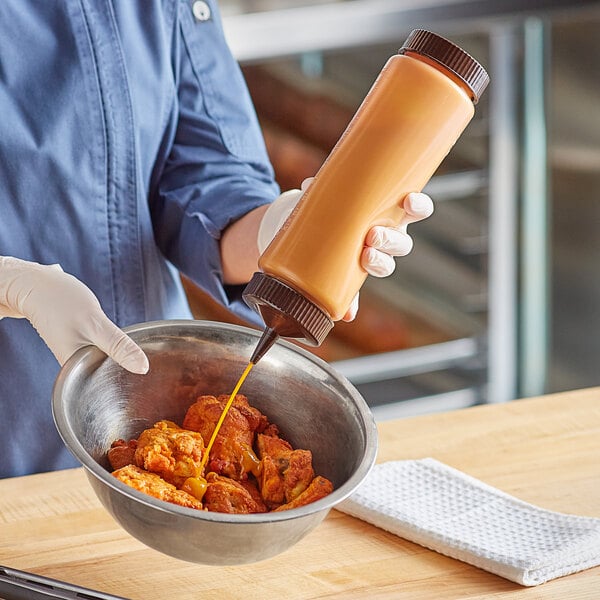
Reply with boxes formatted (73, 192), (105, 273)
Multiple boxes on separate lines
(151, 0), (280, 322)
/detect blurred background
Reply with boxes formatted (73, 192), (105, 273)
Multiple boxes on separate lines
(185, 0), (600, 419)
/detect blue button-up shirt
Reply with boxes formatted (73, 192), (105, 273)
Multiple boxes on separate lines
(0, 0), (279, 477)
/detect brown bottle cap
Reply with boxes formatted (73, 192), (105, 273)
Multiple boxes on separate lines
(243, 272), (334, 348)
(399, 29), (490, 104)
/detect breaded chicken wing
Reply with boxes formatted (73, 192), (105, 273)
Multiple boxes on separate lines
(183, 395), (267, 480)
(134, 420), (205, 487)
(256, 432), (315, 509)
(107, 438), (137, 470)
(112, 464), (203, 510)
(203, 472), (267, 514)
(273, 476), (334, 512)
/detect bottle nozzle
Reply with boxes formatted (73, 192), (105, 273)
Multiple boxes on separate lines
(250, 327), (280, 365)
(243, 272), (334, 349)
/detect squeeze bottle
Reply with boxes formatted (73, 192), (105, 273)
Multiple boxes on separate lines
(243, 29), (490, 363)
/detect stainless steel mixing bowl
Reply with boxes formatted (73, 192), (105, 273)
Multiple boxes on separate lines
(52, 320), (377, 565)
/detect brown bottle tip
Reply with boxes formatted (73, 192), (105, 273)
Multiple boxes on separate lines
(250, 327), (280, 364)
(243, 272), (334, 348)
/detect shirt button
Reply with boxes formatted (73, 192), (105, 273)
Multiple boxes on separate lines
(192, 1), (211, 22)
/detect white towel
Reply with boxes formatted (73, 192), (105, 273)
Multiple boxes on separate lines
(337, 458), (600, 586)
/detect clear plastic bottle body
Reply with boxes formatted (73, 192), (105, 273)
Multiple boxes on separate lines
(258, 51), (476, 321)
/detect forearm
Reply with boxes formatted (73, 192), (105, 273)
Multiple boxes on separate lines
(220, 204), (269, 285)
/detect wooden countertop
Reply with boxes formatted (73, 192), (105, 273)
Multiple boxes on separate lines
(1, 387), (599, 599)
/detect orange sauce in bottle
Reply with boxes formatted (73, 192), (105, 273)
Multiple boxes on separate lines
(259, 49), (477, 320)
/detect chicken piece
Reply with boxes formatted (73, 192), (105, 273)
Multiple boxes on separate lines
(112, 464), (203, 510)
(107, 438), (137, 470)
(203, 472), (267, 514)
(134, 420), (205, 487)
(259, 455), (285, 507)
(256, 433), (315, 509)
(274, 476), (334, 512)
(239, 479), (267, 510)
(182, 395), (267, 481)
(261, 422), (280, 437)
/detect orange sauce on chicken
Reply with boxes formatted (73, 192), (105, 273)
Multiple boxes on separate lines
(181, 476), (208, 502)
(241, 445), (262, 478)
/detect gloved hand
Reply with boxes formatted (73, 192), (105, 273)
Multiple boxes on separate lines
(0, 256), (149, 373)
(258, 178), (434, 321)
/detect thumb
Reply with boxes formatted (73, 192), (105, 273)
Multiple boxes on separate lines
(92, 320), (149, 374)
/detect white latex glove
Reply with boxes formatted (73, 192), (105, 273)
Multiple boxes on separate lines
(0, 256), (149, 373)
(257, 188), (307, 255)
(258, 178), (434, 322)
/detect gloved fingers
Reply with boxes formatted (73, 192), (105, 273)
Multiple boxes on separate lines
(401, 192), (434, 225)
(364, 226), (414, 257)
(12, 263), (149, 374)
(53, 307), (149, 373)
(342, 293), (359, 322)
(360, 192), (432, 276)
(87, 317), (150, 374)
(36, 310), (149, 374)
(63, 283), (149, 373)
(361, 246), (397, 278)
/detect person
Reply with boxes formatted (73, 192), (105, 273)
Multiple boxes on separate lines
(0, 0), (433, 478)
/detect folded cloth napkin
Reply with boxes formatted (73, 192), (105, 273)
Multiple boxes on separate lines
(337, 458), (600, 586)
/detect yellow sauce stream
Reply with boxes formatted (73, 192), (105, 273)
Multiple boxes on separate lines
(198, 361), (254, 475)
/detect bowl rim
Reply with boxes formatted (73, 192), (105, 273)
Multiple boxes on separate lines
(52, 319), (378, 523)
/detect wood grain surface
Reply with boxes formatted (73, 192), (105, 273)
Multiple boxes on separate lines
(1, 387), (599, 599)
